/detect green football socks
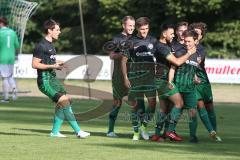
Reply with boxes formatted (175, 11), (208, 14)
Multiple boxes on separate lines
(131, 108), (139, 132)
(52, 107), (64, 134)
(108, 105), (120, 133)
(142, 106), (155, 127)
(168, 107), (181, 132)
(155, 112), (167, 136)
(137, 98), (146, 126)
(207, 109), (217, 131)
(63, 105), (81, 133)
(198, 107), (213, 132)
(189, 115), (198, 137)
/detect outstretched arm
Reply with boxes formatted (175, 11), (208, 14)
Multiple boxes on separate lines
(166, 47), (196, 66)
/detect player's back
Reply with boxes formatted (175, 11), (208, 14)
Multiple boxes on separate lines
(0, 27), (19, 64)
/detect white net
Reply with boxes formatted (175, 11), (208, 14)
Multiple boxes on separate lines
(0, 0), (38, 53)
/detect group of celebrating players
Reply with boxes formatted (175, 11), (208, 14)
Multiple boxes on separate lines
(106, 16), (222, 143)
(29, 17), (221, 143)
(0, 13), (222, 143)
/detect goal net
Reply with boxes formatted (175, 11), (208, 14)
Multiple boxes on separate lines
(0, 0), (38, 53)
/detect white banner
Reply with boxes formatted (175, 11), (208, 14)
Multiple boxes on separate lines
(14, 54), (240, 84)
(205, 59), (240, 84)
(14, 54), (113, 80)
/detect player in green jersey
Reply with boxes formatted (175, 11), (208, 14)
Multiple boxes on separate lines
(32, 19), (90, 138)
(106, 16), (135, 138)
(152, 23), (195, 142)
(0, 17), (19, 102)
(106, 16), (146, 138)
(189, 22), (221, 142)
(168, 29), (200, 143)
(122, 17), (157, 141)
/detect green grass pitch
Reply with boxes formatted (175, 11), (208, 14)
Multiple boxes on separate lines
(0, 96), (240, 160)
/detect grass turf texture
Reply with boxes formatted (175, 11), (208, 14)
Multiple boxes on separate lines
(0, 96), (240, 160)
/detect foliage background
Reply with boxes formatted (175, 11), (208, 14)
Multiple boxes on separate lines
(24, 0), (240, 58)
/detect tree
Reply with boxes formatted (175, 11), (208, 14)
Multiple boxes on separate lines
(23, 0), (240, 58)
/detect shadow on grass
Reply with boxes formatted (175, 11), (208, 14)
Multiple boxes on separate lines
(13, 128), (74, 135)
(90, 131), (133, 139)
(0, 96), (107, 124)
(1, 97), (240, 159)
(0, 131), (41, 136)
(87, 141), (240, 158)
(13, 127), (131, 138)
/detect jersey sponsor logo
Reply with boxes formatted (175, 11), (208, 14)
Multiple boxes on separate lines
(148, 43), (153, 49)
(48, 48), (56, 53)
(50, 54), (56, 60)
(136, 51), (153, 56)
(186, 60), (199, 67)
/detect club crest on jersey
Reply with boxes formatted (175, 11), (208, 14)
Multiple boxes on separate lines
(148, 43), (153, 49)
(197, 56), (202, 64)
(50, 54), (56, 60)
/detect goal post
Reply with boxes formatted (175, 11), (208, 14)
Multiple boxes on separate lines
(0, 0), (38, 54)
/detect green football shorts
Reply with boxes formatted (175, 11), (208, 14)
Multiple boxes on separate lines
(38, 78), (67, 103)
(156, 79), (179, 99)
(128, 71), (156, 101)
(196, 83), (213, 103)
(181, 91), (197, 109)
(112, 77), (129, 100)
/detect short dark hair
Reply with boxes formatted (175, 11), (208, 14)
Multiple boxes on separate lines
(122, 16), (135, 25)
(176, 21), (188, 30)
(43, 19), (59, 34)
(160, 23), (175, 34)
(0, 17), (8, 26)
(182, 29), (199, 40)
(189, 22), (207, 36)
(135, 17), (150, 29)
